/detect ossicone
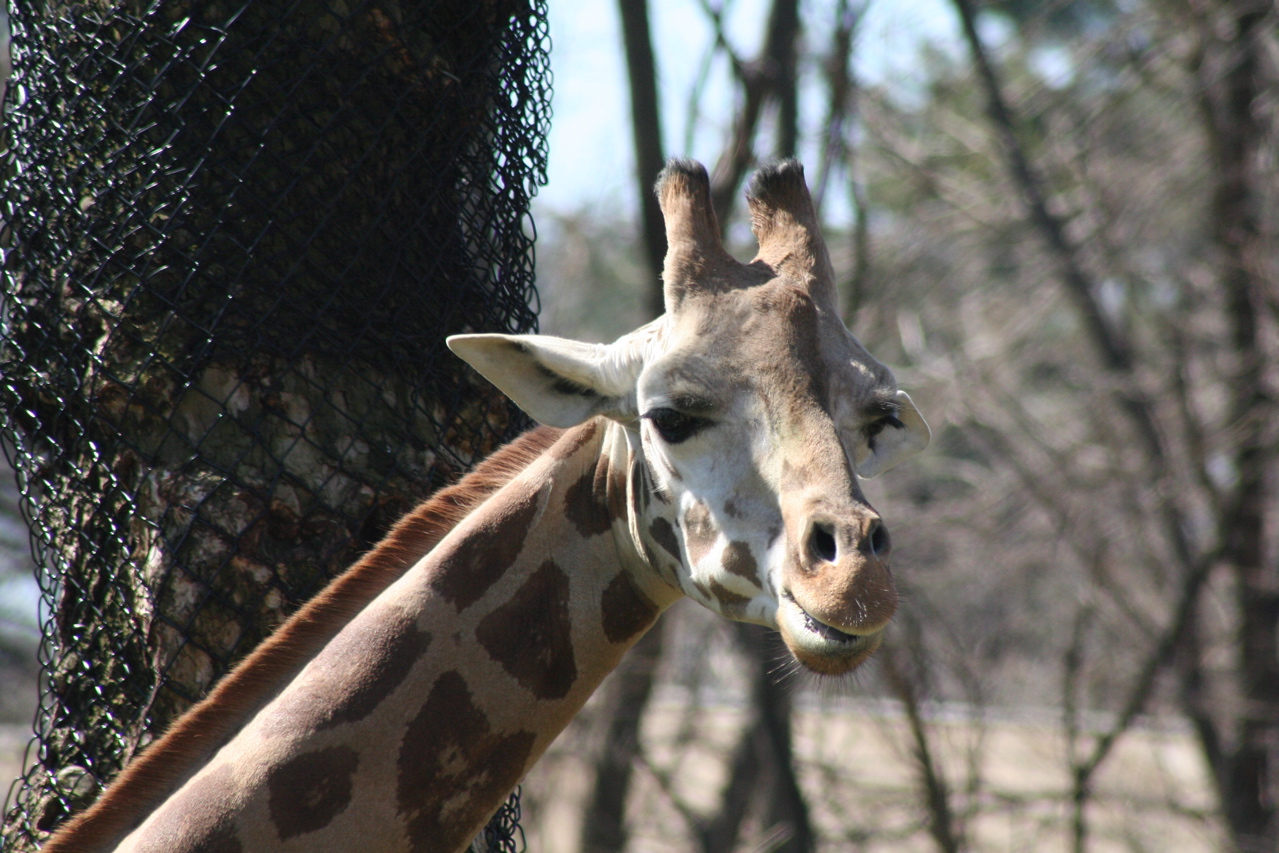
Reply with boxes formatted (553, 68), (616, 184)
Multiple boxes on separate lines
(747, 159), (837, 308)
(654, 158), (836, 313)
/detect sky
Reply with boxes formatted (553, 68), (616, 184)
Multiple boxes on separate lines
(534, 0), (963, 216)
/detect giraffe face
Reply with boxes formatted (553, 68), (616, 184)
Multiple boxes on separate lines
(448, 160), (929, 675)
(630, 285), (928, 674)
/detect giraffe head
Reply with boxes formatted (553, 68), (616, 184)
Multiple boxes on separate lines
(449, 159), (929, 675)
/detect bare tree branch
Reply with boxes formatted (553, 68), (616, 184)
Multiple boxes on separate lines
(617, 0), (667, 318)
(707, 0), (802, 220)
(882, 635), (965, 853)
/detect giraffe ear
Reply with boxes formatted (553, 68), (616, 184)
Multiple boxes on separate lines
(447, 333), (643, 428)
(856, 391), (931, 478)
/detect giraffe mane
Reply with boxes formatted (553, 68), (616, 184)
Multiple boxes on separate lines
(43, 425), (566, 853)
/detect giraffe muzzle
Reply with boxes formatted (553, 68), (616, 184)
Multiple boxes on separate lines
(774, 509), (898, 674)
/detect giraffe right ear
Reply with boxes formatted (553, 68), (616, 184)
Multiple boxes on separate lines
(447, 334), (643, 428)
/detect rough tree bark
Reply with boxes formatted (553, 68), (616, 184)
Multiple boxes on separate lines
(0, 1), (544, 848)
(1194, 1), (1278, 847)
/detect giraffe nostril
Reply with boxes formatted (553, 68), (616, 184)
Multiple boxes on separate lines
(868, 519), (891, 557)
(809, 522), (837, 563)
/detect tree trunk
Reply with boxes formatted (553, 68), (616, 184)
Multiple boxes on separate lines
(617, 0), (667, 318)
(700, 624), (814, 853)
(1196, 1), (1278, 847)
(0, 1), (548, 848)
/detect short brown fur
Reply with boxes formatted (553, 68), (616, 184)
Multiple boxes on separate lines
(43, 426), (564, 853)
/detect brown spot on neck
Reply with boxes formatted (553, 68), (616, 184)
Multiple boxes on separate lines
(564, 456), (614, 538)
(314, 617), (431, 731)
(432, 485), (542, 612)
(600, 571), (661, 644)
(649, 517), (681, 560)
(267, 746), (359, 840)
(476, 560), (577, 700)
(397, 671), (536, 852)
(709, 579), (751, 615)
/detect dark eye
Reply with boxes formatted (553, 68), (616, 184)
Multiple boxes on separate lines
(644, 408), (709, 444)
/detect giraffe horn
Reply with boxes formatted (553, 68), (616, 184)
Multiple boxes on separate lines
(655, 159), (735, 311)
(747, 160), (837, 309)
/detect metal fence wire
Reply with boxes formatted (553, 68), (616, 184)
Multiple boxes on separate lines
(0, 0), (550, 849)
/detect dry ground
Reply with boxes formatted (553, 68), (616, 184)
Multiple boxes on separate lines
(522, 696), (1223, 853)
(1, 702), (1222, 852)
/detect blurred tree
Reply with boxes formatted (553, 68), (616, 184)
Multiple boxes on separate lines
(0, 0), (547, 848)
(543, 0), (1278, 849)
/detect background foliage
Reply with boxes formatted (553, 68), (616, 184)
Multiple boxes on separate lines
(528, 0), (1276, 851)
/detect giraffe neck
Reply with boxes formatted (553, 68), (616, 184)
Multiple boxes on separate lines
(105, 419), (676, 853)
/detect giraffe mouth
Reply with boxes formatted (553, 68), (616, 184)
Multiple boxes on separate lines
(799, 607), (862, 643)
(775, 590), (885, 675)
(780, 590), (870, 644)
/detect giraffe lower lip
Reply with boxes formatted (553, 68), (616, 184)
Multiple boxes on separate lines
(801, 610), (862, 643)
(783, 591), (864, 643)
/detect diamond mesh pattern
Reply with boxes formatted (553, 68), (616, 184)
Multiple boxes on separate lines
(0, 1), (549, 849)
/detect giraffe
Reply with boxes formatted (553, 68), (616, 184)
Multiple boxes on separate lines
(43, 158), (930, 853)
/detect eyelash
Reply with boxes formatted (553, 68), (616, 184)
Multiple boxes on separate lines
(644, 408), (712, 444)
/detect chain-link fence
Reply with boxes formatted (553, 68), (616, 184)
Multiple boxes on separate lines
(0, 0), (549, 849)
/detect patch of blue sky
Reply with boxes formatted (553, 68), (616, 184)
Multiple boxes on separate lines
(536, 0), (963, 217)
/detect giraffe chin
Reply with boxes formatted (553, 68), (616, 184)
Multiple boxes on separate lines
(776, 594), (886, 676)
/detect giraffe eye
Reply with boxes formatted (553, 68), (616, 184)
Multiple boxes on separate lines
(644, 408), (709, 444)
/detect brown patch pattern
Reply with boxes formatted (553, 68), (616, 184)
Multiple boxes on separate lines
(267, 746), (359, 840)
(317, 617), (432, 730)
(41, 428), (563, 853)
(641, 540), (679, 587)
(564, 464), (612, 538)
(476, 560), (577, 700)
(683, 502), (718, 564)
(188, 826), (244, 853)
(709, 579), (750, 609)
(432, 486), (541, 611)
(649, 517), (681, 560)
(636, 463), (653, 514)
(600, 571), (661, 644)
(721, 541), (760, 585)
(397, 671), (536, 853)
(609, 461), (632, 526)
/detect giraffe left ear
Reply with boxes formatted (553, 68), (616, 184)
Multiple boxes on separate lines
(447, 333), (643, 428)
(856, 391), (931, 478)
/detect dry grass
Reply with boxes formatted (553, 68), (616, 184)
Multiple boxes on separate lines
(522, 696), (1224, 853)
(1, 700), (1222, 851)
